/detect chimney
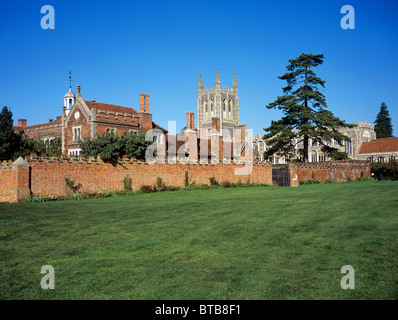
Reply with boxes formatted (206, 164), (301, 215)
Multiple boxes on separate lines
(144, 94), (149, 113)
(191, 113), (195, 130)
(186, 112), (195, 131)
(91, 99), (96, 109)
(18, 119), (27, 128)
(76, 84), (81, 98)
(139, 93), (145, 112)
(212, 117), (220, 133)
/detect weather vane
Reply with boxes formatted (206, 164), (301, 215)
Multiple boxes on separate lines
(67, 71), (74, 88)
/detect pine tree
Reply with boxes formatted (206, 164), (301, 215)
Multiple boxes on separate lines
(374, 102), (393, 139)
(0, 106), (23, 161)
(264, 53), (355, 162)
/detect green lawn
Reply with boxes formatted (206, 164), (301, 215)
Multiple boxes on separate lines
(0, 180), (397, 300)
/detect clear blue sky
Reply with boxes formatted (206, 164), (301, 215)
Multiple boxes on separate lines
(1, 0), (397, 135)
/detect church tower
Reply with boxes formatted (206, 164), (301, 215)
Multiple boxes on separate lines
(197, 69), (239, 140)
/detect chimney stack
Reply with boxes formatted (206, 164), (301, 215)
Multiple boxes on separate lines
(76, 84), (81, 98)
(186, 112), (195, 131)
(139, 93), (145, 112)
(212, 117), (220, 133)
(18, 119), (27, 128)
(144, 94), (149, 113)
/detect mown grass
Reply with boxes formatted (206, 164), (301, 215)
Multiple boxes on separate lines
(0, 180), (397, 299)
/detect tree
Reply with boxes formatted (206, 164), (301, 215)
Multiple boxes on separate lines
(79, 132), (153, 162)
(0, 106), (23, 161)
(264, 53), (355, 162)
(374, 102), (393, 139)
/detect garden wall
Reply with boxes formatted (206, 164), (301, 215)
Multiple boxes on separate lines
(289, 161), (371, 183)
(0, 158), (371, 203)
(0, 157), (272, 202)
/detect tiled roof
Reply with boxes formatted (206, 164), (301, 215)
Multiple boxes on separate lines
(19, 119), (62, 131)
(84, 100), (138, 115)
(359, 137), (398, 154)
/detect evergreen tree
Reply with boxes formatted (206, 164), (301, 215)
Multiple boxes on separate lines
(0, 106), (23, 161)
(374, 102), (393, 138)
(264, 53), (355, 162)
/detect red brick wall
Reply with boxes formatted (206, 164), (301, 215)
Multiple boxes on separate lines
(1, 159), (372, 202)
(290, 161), (371, 182)
(0, 163), (30, 203)
(0, 165), (17, 202)
(27, 159), (272, 196)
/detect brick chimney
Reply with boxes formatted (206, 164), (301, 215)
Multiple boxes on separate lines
(211, 117), (223, 162)
(18, 119), (27, 128)
(186, 112), (195, 131)
(212, 117), (220, 133)
(144, 94), (149, 113)
(139, 93), (145, 112)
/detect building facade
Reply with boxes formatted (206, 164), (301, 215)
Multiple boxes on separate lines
(14, 85), (167, 156)
(252, 121), (377, 163)
(356, 137), (398, 163)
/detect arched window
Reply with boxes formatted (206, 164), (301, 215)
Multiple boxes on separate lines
(77, 128), (81, 140)
(204, 101), (208, 113)
(311, 151), (317, 162)
(223, 99), (226, 112)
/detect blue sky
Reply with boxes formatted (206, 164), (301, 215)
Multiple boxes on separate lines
(1, 0), (397, 135)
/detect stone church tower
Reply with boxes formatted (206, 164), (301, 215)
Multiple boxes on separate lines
(197, 69), (239, 140)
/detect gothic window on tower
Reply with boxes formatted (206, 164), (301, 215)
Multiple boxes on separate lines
(210, 100), (214, 117)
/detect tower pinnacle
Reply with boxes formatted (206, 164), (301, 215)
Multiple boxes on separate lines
(198, 73), (203, 91)
(233, 72), (238, 91)
(215, 68), (221, 87)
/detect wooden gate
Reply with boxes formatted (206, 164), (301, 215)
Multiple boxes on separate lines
(272, 168), (290, 186)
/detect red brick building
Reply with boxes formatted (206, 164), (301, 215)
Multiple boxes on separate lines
(14, 85), (167, 156)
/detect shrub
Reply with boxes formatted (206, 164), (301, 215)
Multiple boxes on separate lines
(303, 179), (321, 185)
(64, 177), (81, 193)
(184, 171), (189, 188)
(222, 181), (235, 188)
(156, 177), (166, 191)
(323, 179), (333, 184)
(140, 185), (155, 193)
(164, 186), (180, 192)
(200, 184), (209, 190)
(123, 175), (132, 191)
(188, 184), (198, 190)
(98, 190), (119, 197)
(235, 179), (244, 187)
(371, 162), (398, 181)
(27, 195), (53, 202)
(209, 176), (219, 186)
